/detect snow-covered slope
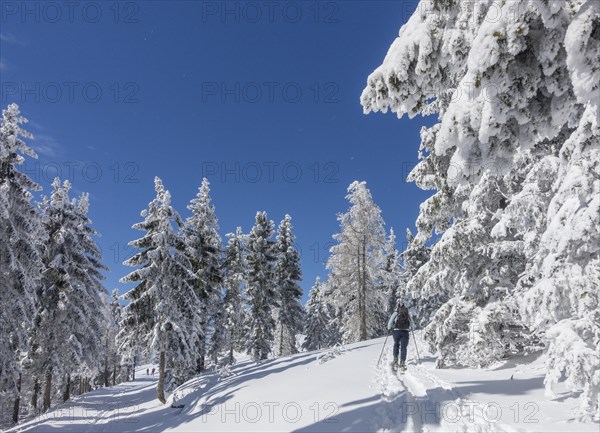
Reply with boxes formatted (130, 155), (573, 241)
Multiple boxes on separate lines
(9, 334), (597, 432)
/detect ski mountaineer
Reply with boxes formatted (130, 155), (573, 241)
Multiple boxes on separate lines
(387, 301), (412, 372)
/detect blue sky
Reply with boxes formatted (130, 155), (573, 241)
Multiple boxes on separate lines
(1, 1), (434, 301)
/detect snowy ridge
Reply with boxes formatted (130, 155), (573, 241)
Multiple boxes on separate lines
(9, 334), (597, 433)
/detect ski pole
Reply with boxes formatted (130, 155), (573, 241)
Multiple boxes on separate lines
(411, 329), (421, 364)
(376, 334), (390, 368)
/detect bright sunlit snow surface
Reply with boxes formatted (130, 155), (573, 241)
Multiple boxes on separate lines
(9, 332), (596, 433)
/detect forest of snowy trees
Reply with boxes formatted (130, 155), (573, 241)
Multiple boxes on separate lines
(0, 104), (307, 422)
(0, 100), (410, 425)
(0, 104), (120, 424)
(117, 178), (306, 401)
(1, 0), (598, 426)
(302, 180), (420, 350)
(301, 178), (438, 351)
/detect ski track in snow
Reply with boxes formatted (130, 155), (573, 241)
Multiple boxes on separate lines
(81, 381), (152, 432)
(11, 368), (159, 433)
(375, 353), (518, 433)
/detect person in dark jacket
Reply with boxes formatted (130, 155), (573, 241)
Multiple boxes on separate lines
(387, 301), (412, 371)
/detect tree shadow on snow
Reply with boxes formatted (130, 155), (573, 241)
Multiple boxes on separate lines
(9, 380), (159, 433)
(451, 376), (544, 396)
(292, 388), (426, 433)
(486, 352), (543, 371)
(110, 355), (319, 433)
(294, 371), (546, 433)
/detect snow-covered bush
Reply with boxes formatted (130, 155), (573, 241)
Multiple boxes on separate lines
(317, 344), (346, 365)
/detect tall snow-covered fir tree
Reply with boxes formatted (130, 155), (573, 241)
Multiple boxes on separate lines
(215, 227), (247, 365)
(182, 178), (223, 373)
(381, 228), (404, 316)
(302, 277), (330, 351)
(102, 289), (122, 387)
(245, 211), (277, 361)
(325, 181), (387, 343)
(120, 177), (202, 403)
(0, 103), (46, 423)
(361, 0), (599, 416)
(274, 215), (304, 356)
(319, 279), (342, 347)
(207, 299), (226, 368)
(30, 179), (107, 411)
(61, 190), (108, 402)
(399, 228), (432, 328)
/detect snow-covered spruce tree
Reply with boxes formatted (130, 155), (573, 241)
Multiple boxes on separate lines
(325, 181), (387, 343)
(398, 228), (432, 328)
(245, 212), (277, 361)
(120, 177), (202, 403)
(0, 103), (46, 424)
(102, 290), (122, 387)
(116, 341), (138, 383)
(273, 215), (304, 356)
(514, 5), (599, 415)
(315, 279), (341, 348)
(30, 180), (65, 408)
(361, 0), (599, 416)
(182, 178), (222, 373)
(30, 179), (107, 411)
(322, 280), (342, 348)
(381, 228), (404, 316)
(302, 277), (330, 351)
(207, 303), (223, 368)
(214, 228), (247, 365)
(62, 191), (108, 401)
(518, 105), (599, 416)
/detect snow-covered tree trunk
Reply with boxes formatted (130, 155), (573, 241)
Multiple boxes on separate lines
(62, 375), (71, 402)
(42, 372), (51, 412)
(30, 378), (39, 412)
(157, 351), (166, 404)
(12, 373), (21, 424)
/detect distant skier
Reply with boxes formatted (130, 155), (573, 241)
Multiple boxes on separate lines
(146, 368), (149, 376)
(387, 301), (412, 372)
(151, 367), (155, 376)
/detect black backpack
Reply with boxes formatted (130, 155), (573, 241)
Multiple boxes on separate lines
(395, 305), (410, 329)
